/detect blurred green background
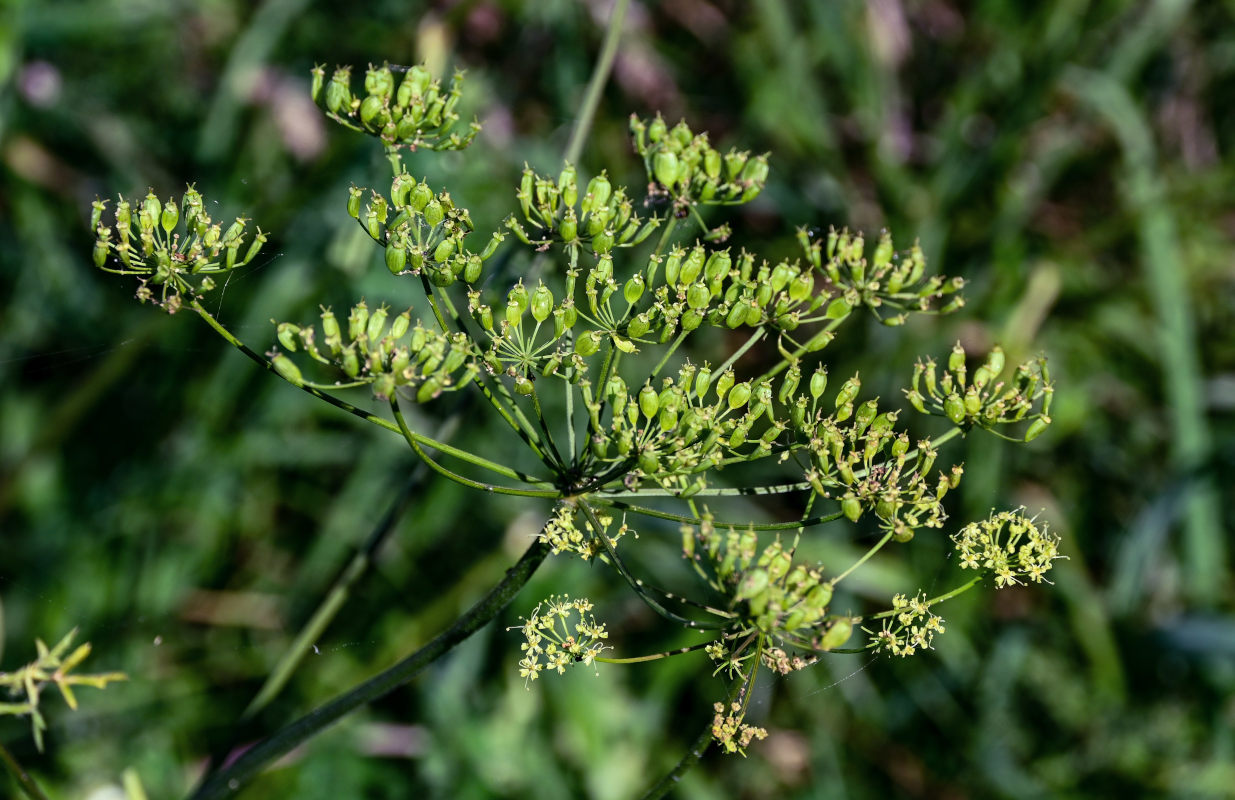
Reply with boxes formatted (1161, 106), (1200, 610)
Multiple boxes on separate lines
(2, 0), (1233, 797)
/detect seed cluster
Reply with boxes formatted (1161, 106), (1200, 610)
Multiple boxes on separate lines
(506, 165), (660, 255)
(906, 343), (1054, 441)
(799, 228), (965, 325)
(91, 188), (265, 313)
(311, 62), (480, 152)
(92, 61), (1063, 763)
(630, 113), (769, 216)
(270, 301), (477, 402)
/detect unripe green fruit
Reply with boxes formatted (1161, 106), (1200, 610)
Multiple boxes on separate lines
(575, 331), (601, 357)
(386, 243), (408, 274)
(818, 617), (853, 651)
(841, 494), (862, 522)
(272, 355), (303, 386)
(530, 283), (553, 323)
(727, 381), (751, 410)
(653, 151), (679, 189)
(945, 394), (966, 424)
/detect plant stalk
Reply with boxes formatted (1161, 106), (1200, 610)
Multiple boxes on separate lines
(188, 539), (551, 800)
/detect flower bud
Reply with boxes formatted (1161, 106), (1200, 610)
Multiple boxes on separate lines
(854, 399), (879, 434)
(841, 494), (862, 522)
(585, 172), (612, 212)
(433, 238), (455, 264)
(949, 342), (966, 374)
(778, 365), (801, 405)
(360, 94), (386, 126)
(592, 229), (614, 254)
(825, 295), (851, 320)
(366, 305), (389, 343)
(663, 248), (683, 287)
(637, 383), (661, 420)
(326, 68), (352, 114)
(725, 300), (749, 329)
(647, 115), (667, 142)
(310, 65), (325, 102)
(1024, 416), (1050, 442)
(808, 366), (828, 400)
(417, 376), (442, 403)
(159, 196), (179, 234)
(348, 300), (369, 342)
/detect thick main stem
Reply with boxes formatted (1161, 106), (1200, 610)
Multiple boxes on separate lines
(188, 540), (551, 800)
(0, 741), (49, 800)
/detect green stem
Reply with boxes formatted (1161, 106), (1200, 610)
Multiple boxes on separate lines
(831, 532), (893, 585)
(0, 741), (49, 800)
(242, 441), (443, 718)
(652, 216), (679, 256)
(595, 640), (713, 664)
(563, 0), (630, 166)
(598, 499), (843, 531)
(392, 401), (561, 498)
(189, 300), (549, 487)
(578, 498), (728, 631)
(638, 669), (746, 800)
(864, 576), (984, 621)
(714, 328), (765, 378)
(650, 330), (689, 378)
(188, 539), (551, 800)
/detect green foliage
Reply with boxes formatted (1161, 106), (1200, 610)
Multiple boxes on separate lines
(4, 1), (1233, 798)
(85, 44), (1057, 794)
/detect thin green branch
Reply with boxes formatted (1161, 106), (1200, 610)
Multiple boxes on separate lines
(597, 499), (844, 531)
(595, 640), (714, 664)
(188, 300), (551, 487)
(864, 576), (984, 621)
(392, 400), (561, 498)
(564, 0), (630, 166)
(188, 539), (551, 800)
(832, 531), (893, 585)
(578, 498), (728, 631)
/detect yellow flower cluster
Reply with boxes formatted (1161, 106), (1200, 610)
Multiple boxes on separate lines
(509, 595), (609, 685)
(952, 509), (1063, 587)
(711, 702), (768, 756)
(866, 592), (946, 657)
